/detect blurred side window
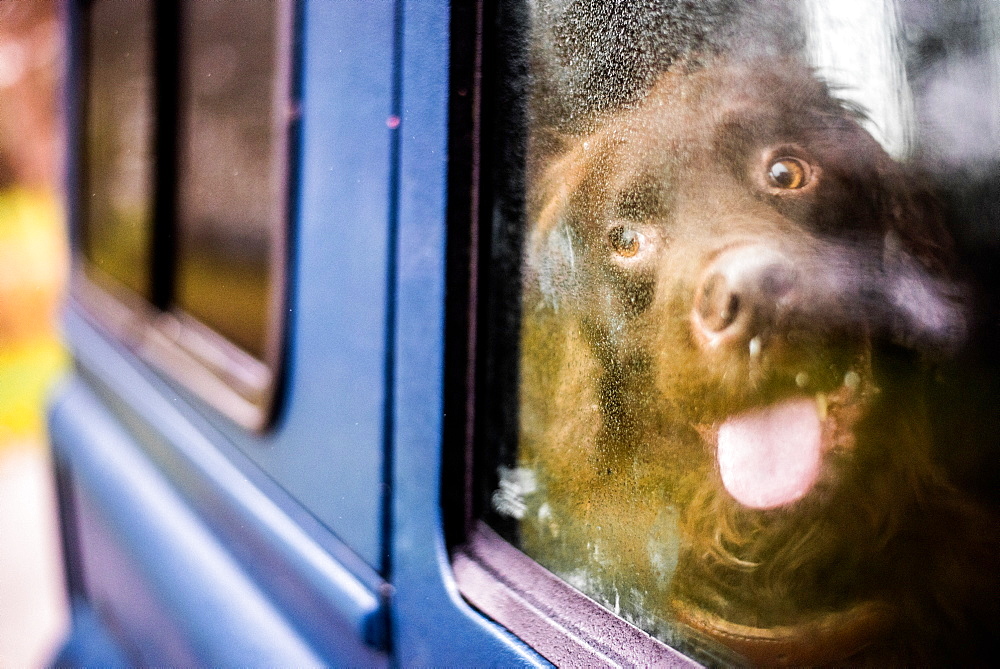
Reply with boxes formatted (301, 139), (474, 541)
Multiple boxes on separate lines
(76, 0), (293, 428)
(174, 0), (291, 360)
(82, 0), (155, 299)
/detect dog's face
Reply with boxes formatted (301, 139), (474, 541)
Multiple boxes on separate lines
(520, 58), (974, 662)
(529, 59), (963, 494)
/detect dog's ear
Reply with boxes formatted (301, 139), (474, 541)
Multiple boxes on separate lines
(877, 158), (967, 355)
(878, 159), (955, 276)
(525, 139), (595, 312)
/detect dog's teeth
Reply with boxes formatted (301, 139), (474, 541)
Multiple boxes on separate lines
(816, 392), (828, 420)
(795, 372), (809, 388)
(749, 336), (762, 358)
(844, 370), (861, 390)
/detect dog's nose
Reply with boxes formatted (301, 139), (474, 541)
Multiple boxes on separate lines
(693, 246), (798, 349)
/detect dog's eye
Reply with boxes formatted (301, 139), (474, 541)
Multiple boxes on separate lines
(767, 157), (809, 189)
(608, 225), (643, 257)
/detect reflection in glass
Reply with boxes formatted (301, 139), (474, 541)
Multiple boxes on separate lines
(174, 0), (290, 359)
(83, 0), (155, 298)
(804, 0), (915, 158)
(496, 1), (1000, 664)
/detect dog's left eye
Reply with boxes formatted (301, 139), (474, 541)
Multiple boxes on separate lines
(767, 157), (810, 189)
(608, 225), (643, 257)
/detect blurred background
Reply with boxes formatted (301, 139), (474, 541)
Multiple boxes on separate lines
(0, 0), (72, 665)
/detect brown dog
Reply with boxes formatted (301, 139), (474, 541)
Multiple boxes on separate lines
(516, 58), (999, 665)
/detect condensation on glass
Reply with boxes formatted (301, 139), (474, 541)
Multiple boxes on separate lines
(174, 0), (292, 360)
(491, 1), (1000, 664)
(82, 0), (155, 298)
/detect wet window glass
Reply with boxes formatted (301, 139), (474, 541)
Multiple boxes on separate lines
(83, 0), (155, 298)
(174, 0), (291, 359)
(491, 1), (1000, 664)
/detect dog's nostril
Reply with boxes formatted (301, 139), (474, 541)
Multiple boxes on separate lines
(697, 273), (740, 332)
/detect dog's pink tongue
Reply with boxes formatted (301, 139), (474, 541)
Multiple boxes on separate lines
(717, 397), (822, 509)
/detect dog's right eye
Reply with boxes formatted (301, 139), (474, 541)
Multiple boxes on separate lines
(608, 225), (643, 257)
(767, 157), (810, 189)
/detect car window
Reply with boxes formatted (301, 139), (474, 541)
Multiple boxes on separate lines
(77, 0), (294, 430)
(174, 0), (292, 360)
(485, 1), (1000, 664)
(82, 0), (155, 299)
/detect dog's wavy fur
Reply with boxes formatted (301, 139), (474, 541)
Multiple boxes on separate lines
(518, 57), (1000, 665)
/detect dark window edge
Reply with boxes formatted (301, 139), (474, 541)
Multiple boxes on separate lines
(440, 0), (485, 546)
